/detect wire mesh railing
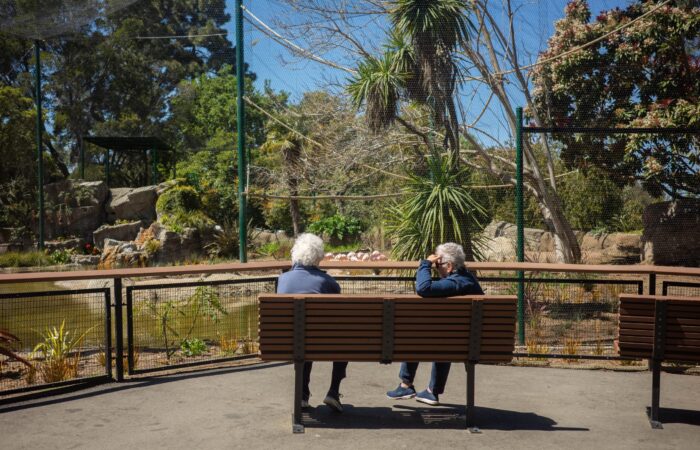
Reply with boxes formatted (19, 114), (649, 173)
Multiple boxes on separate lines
(125, 277), (276, 374)
(0, 288), (111, 397)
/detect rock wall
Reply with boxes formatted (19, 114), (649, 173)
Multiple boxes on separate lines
(481, 221), (641, 264)
(641, 199), (700, 266)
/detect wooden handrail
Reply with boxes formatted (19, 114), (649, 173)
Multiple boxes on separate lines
(0, 260), (698, 284)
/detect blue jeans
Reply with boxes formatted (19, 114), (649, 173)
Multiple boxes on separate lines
(303, 361), (347, 400)
(399, 362), (451, 395)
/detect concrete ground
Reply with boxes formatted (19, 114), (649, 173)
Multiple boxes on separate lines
(1, 361), (699, 449)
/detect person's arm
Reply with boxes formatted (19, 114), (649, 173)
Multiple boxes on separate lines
(415, 259), (461, 297)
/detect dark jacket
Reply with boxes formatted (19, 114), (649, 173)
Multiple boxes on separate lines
(415, 259), (484, 297)
(277, 264), (341, 294)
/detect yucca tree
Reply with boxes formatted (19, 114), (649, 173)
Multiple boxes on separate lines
(348, 0), (471, 162)
(386, 153), (487, 261)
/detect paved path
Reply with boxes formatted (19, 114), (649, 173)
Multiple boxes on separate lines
(1, 362), (699, 449)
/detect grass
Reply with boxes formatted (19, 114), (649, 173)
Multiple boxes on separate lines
(325, 242), (364, 253)
(0, 251), (51, 268)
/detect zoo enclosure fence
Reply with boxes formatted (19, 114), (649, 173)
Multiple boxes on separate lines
(0, 261), (698, 401)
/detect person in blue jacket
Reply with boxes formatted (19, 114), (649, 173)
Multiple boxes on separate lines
(386, 242), (484, 406)
(277, 233), (346, 413)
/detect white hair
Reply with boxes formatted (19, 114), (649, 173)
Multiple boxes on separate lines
(291, 233), (325, 266)
(436, 242), (466, 268)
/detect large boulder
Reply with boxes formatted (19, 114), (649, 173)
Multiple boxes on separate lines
(642, 199), (700, 266)
(42, 180), (108, 239)
(134, 222), (206, 264)
(581, 233), (641, 265)
(93, 221), (144, 248)
(106, 185), (158, 223)
(98, 238), (148, 268)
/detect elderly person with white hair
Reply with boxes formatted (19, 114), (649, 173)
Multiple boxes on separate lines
(386, 242), (484, 406)
(276, 233), (346, 413)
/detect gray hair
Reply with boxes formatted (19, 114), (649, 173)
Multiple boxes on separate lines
(435, 242), (465, 269)
(291, 233), (325, 266)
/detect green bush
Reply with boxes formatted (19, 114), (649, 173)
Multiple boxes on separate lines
(307, 214), (363, 244)
(0, 251), (50, 268)
(156, 186), (201, 215)
(558, 168), (623, 232)
(160, 211), (214, 233)
(180, 338), (208, 357)
(48, 249), (73, 265)
(386, 154), (487, 261)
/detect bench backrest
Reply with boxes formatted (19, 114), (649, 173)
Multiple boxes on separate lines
(259, 294), (517, 364)
(619, 294), (700, 362)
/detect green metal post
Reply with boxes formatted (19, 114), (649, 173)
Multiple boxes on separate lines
(515, 107), (525, 345)
(151, 149), (158, 185)
(236, 0), (247, 262)
(34, 41), (45, 250)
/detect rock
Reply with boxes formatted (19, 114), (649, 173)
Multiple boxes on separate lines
(134, 222), (205, 264)
(106, 185), (158, 223)
(42, 180), (108, 239)
(45, 238), (84, 253)
(642, 199), (700, 266)
(93, 221), (144, 248)
(71, 254), (101, 266)
(99, 239), (148, 269)
(480, 236), (516, 262)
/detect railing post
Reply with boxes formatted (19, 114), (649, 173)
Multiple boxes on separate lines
(114, 278), (124, 382)
(648, 273), (656, 295)
(515, 106), (525, 345)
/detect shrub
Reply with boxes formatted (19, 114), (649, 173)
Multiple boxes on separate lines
(307, 214), (363, 245)
(558, 168), (623, 231)
(0, 251), (50, 268)
(386, 154), (487, 261)
(156, 186), (202, 215)
(180, 338), (208, 357)
(48, 249), (73, 265)
(33, 321), (93, 383)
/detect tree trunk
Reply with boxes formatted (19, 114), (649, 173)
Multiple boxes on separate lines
(531, 187), (581, 263)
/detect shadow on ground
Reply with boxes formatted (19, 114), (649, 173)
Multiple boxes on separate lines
(648, 407), (700, 426)
(303, 403), (589, 431)
(0, 362), (288, 413)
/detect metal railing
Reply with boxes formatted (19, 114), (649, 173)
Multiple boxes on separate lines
(1, 261), (698, 400)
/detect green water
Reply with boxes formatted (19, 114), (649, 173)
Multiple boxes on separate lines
(1, 282), (266, 353)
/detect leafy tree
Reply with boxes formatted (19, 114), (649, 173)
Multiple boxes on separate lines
(532, 0), (700, 198)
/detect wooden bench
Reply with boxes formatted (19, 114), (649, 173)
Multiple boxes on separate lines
(618, 294), (700, 428)
(258, 293), (517, 432)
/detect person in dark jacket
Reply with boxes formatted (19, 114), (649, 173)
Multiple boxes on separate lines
(277, 233), (346, 412)
(386, 242), (484, 406)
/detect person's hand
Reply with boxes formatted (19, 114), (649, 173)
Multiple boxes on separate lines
(427, 254), (440, 265)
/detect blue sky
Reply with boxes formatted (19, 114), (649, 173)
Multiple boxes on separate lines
(223, 0), (635, 142)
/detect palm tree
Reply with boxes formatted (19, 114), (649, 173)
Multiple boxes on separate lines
(348, 0), (471, 162)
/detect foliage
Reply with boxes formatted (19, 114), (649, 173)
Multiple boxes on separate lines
(307, 215), (363, 244)
(156, 186), (202, 215)
(386, 154), (487, 261)
(141, 285), (227, 360)
(254, 241), (293, 260)
(156, 186), (215, 233)
(32, 321), (93, 383)
(143, 239), (162, 256)
(557, 168), (623, 231)
(47, 249), (73, 265)
(179, 338), (208, 357)
(531, 0), (700, 198)
(0, 328), (33, 369)
(0, 251), (51, 268)
(205, 220), (239, 258)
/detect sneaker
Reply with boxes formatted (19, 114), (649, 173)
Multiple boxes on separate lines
(323, 391), (344, 413)
(386, 384), (416, 400)
(415, 389), (439, 406)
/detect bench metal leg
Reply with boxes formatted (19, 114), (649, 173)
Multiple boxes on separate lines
(466, 362), (481, 433)
(647, 359), (663, 429)
(292, 361), (305, 433)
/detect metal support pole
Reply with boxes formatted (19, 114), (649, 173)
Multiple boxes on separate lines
(293, 361), (304, 433)
(515, 107), (525, 345)
(648, 273), (656, 295)
(105, 149), (111, 187)
(114, 278), (124, 382)
(292, 299), (306, 433)
(235, 0), (247, 262)
(151, 148), (158, 185)
(649, 359), (662, 429)
(34, 41), (45, 250)
(466, 362), (480, 432)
